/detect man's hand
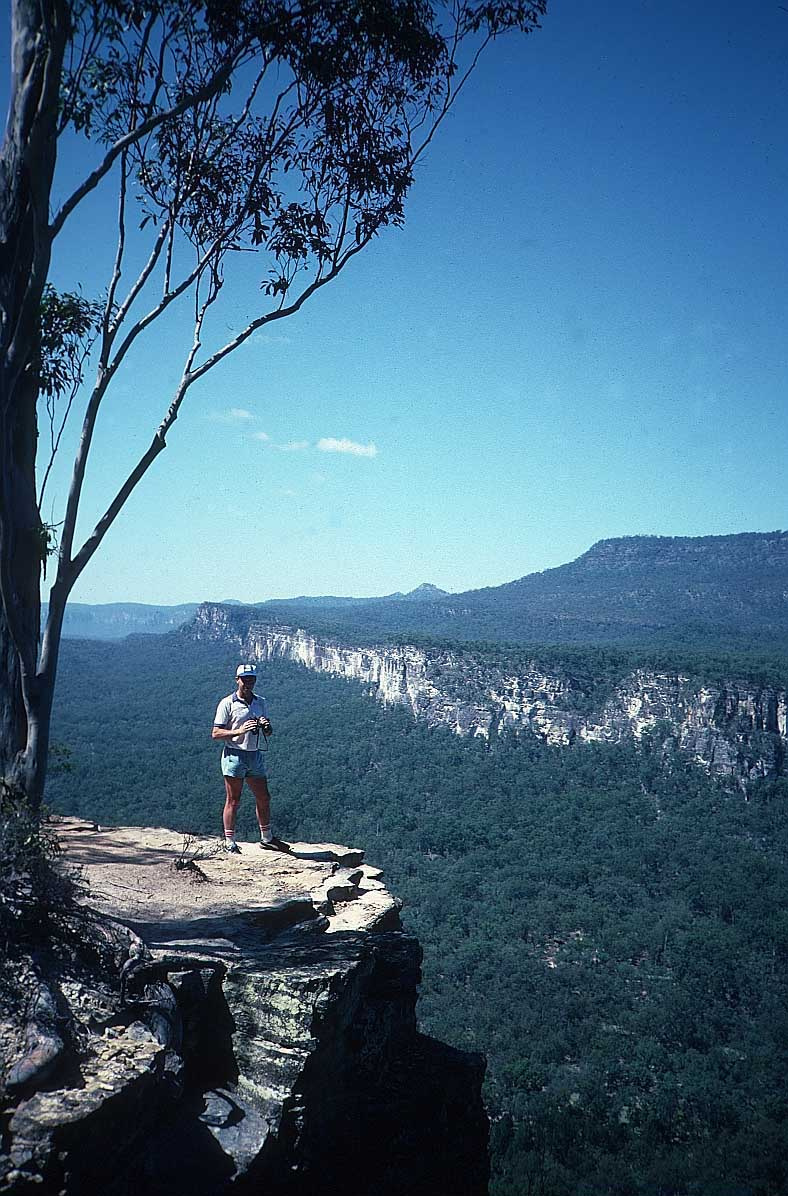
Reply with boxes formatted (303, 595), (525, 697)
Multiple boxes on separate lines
(238, 719), (258, 734)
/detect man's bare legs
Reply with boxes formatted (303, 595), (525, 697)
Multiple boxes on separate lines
(222, 775), (287, 851)
(223, 775), (272, 836)
(246, 775), (272, 838)
(222, 776), (244, 841)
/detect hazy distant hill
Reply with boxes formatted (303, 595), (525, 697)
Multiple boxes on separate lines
(249, 531), (788, 651)
(269, 582), (447, 607)
(44, 601), (200, 640)
(48, 586), (449, 639)
(50, 533), (788, 650)
(454, 530), (788, 635)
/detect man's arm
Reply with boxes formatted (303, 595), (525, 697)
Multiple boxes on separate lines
(212, 696), (257, 741)
(212, 722), (258, 741)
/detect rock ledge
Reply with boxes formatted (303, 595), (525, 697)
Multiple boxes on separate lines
(1, 820), (488, 1196)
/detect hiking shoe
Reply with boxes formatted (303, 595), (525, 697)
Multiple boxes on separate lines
(259, 837), (291, 854)
(223, 840), (241, 854)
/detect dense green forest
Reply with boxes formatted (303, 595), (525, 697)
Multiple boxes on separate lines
(224, 595), (788, 661)
(46, 634), (788, 1195)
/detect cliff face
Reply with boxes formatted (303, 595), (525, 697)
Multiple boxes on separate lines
(189, 604), (787, 784)
(1, 823), (487, 1196)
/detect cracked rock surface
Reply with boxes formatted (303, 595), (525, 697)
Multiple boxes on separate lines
(1, 820), (488, 1195)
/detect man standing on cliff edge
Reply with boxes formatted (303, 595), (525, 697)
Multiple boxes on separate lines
(212, 664), (291, 854)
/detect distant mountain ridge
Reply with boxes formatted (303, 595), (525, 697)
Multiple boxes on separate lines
(44, 601), (200, 640)
(251, 531), (788, 651)
(479, 531), (788, 591)
(53, 532), (788, 650)
(268, 582), (447, 608)
(51, 585), (450, 638)
(179, 531), (788, 788)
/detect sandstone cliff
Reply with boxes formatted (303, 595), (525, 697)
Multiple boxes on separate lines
(188, 604), (786, 785)
(0, 821), (488, 1195)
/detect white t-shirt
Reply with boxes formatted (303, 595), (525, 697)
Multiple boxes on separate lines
(213, 692), (269, 752)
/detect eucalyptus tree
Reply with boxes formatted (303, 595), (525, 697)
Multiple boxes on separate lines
(0, 0), (546, 807)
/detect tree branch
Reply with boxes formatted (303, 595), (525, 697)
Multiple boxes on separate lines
(37, 338), (92, 509)
(55, 223), (374, 599)
(109, 215), (171, 349)
(64, 280), (218, 586)
(57, 18), (103, 135)
(411, 31), (493, 168)
(49, 50), (248, 241)
(105, 230), (221, 380)
(188, 234), (374, 387)
(102, 150), (128, 350)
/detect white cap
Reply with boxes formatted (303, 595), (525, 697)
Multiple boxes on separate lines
(236, 663), (257, 677)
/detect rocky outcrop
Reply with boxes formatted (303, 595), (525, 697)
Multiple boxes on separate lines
(188, 604), (786, 785)
(1, 822), (488, 1195)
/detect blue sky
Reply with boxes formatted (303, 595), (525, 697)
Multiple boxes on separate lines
(8, 0), (788, 604)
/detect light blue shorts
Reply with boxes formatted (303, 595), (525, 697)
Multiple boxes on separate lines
(221, 748), (267, 779)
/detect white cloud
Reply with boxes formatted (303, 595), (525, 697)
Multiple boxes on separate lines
(317, 437), (378, 458)
(253, 431), (270, 442)
(251, 331), (293, 346)
(209, 407), (256, 423)
(277, 439), (310, 452)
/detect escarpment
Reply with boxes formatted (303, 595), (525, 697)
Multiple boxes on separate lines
(0, 821), (488, 1195)
(188, 604), (787, 786)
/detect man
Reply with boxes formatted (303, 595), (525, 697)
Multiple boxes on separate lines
(212, 664), (290, 853)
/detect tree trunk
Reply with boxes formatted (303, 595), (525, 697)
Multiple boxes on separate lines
(0, 369), (39, 795)
(0, 0), (69, 807)
(0, 617), (25, 791)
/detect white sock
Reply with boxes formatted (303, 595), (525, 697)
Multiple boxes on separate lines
(224, 829), (236, 842)
(259, 825), (272, 843)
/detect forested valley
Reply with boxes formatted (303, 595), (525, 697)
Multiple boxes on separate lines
(46, 633), (788, 1196)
